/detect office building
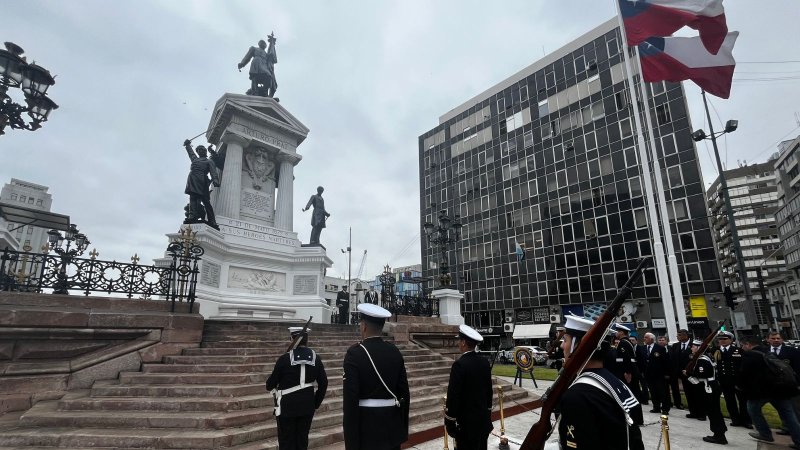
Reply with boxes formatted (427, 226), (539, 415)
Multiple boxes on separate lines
(772, 135), (800, 336)
(0, 178), (54, 252)
(418, 18), (724, 348)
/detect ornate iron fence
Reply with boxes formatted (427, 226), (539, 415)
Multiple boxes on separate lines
(383, 294), (439, 317)
(0, 228), (204, 312)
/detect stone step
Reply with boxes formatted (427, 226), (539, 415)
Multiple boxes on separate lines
(142, 357), (446, 374)
(162, 352), (445, 366)
(92, 373), (453, 398)
(180, 346), (433, 357)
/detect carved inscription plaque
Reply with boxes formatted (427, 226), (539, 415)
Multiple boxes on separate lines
(200, 261), (221, 287)
(293, 275), (318, 295)
(228, 267), (286, 293)
(241, 188), (274, 223)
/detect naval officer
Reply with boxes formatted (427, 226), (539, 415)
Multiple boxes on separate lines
(444, 324), (493, 450)
(265, 327), (328, 450)
(342, 304), (410, 450)
(558, 314), (644, 450)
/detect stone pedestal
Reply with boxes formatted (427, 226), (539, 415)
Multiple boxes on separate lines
(433, 288), (464, 326)
(159, 93), (332, 323)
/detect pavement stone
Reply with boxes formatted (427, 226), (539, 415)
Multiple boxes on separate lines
(403, 376), (793, 450)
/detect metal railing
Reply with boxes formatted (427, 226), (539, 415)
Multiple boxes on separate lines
(0, 228), (204, 312)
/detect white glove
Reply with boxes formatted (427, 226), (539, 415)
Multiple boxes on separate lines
(688, 376), (700, 385)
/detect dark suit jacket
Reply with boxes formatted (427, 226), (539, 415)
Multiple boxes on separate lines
(610, 338), (638, 380)
(342, 337), (410, 450)
(643, 344), (670, 381)
(445, 351), (493, 445)
(670, 341), (692, 377)
(265, 346), (328, 418)
(772, 345), (800, 375)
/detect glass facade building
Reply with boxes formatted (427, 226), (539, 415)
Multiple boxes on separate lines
(418, 19), (724, 347)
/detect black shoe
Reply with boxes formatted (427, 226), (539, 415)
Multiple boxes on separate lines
(650, 409), (661, 413)
(674, 404), (685, 410)
(777, 429), (791, 436)
(748, 431), (774, 442)
(703, 435), (728, 445)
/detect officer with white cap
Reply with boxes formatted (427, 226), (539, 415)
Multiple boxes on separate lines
(342, 304), (410, 450)
(713, 330), (751, 428)
(686, 338), (728, 444)
(557, 315), (644, 450)
(265, 326), (328, 450)
(444, 324), (493, 450)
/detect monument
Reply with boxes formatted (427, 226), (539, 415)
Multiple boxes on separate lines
(157, 35), (333, 322)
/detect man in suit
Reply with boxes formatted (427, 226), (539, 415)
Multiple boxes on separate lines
(670, 329), (692, 411)
(713, 331), (751, 428)
(336, 286), (350, 324)
(342, 304), (410, 450)
(266, 327), (328, 450)
(444, 324), (493, 450)
(632, 336), (650, 405)
(363, 286), (379, 305)
(641, 332), (671, 415)
(768, 331), (800, 434)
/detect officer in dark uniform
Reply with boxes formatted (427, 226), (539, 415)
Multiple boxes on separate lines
(342, 304), (410, 450)
(265, 327), (328, 450)
(444, 324), (493, 450)
(641, 332), (671, 415)
(558, 315), (645, 450)
(336, 286), (350, 324)
(685, 339), (727, 444)
(713, 331), (751, 428)
(364, 286), (379, 305)
(610, 324), (644, 424)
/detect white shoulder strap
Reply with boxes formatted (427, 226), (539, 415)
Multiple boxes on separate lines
(359, 343), (400, 407)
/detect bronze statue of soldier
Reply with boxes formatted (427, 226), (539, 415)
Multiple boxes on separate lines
(183, 139), (221, 230)
(238, 33), (278, 98)
(302, 186), (330, 246)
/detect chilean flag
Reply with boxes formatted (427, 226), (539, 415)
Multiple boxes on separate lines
(620, 0), (728, 54)
(639, 32), (738, 99)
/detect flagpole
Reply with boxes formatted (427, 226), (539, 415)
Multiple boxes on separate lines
(631, 46), (690, 331)
(614, 1), (679, 342)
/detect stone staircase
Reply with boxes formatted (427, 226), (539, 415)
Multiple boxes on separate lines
(0, 320), (528, 449)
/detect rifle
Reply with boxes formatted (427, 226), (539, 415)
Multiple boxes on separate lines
(286, 317), (313, 353)
(683, 321), (724, 374)
(519, 257), (650, 450)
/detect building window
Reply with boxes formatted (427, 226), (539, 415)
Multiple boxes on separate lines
(629, 177), (643, 197)
(619, 117), (633, 139)
(523, 131), (534, 148)
(624, 146), (637, 168)
(538, 99), (549, 117)
(661, 133), (677, 156)
(650, 81), (667, 96)
(10, 193), (17, 201)
(592, 187), (605, 206)
(19, 196), (26, 203)
(600, 155), (613, 175)
(607, 38), (619, 56)
(656, 103), (672, 125)
(545, 70), (556, 88)
(671, 199), (689, 220)
(634, 208), (648, 229)
(680, 233), (696, 250)
(497, 97), (505, 112)
(614, 90), (628, 111)
(574, 55), (586, 74)
(596, 216), (609, 235)
(520, 85), (529, 102)
(684, 262), (702, 282)
(667, 165), (684, 188)
(550, 119), (561, 137)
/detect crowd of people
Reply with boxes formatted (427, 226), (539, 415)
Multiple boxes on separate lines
(555, 323), (800, 448)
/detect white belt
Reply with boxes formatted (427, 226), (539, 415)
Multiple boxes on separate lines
(359, 398), (397, 407)
(274, 364), (311, 416)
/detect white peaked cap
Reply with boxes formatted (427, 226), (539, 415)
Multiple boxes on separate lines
(458, 324), (483, 342)
(613, 323), (632, 333)
(357, 303), (391, 319)
(692, 339), (703, 346)
(288, 327), (311, 334)
(564, 314), (595, 334)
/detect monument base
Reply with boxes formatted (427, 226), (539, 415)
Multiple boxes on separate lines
(433, 288), (464, 326)
(157, 218), (333, 323)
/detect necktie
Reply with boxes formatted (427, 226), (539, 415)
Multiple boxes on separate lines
(682, 343), (686, 351)
(647, 345), (652, 357)
(774, 347), (779, 355)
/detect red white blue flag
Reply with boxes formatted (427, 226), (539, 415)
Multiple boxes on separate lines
(638, 31), (738, 99)
(619, 0), (728, 54)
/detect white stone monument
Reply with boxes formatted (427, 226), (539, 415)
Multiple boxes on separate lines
(159, 94), (333, 323)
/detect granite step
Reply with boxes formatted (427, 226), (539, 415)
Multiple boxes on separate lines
(161, 352), (445, 366)
(180, 346), (432, 357)
(142, 358), (443, 374)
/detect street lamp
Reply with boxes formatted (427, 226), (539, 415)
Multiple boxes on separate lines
(423, 209), (462, 288)
(0, 42), (58, 136)
(47, 224), (90, 294)
(379, 264), (396, 309)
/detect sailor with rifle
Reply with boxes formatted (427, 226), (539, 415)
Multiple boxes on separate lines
(265, 321), (328, 450)
(684, 334), (728, 445)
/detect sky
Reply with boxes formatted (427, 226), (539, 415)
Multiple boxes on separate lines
(2, 0), (799, 280)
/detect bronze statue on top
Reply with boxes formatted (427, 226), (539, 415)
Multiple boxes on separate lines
(238, 33), (278, 98)
(183, 139), (221, 230)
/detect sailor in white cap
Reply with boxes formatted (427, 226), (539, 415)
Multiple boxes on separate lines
(609, 323), (643, 406)
(444, 324), (493, 450)
(712, 330), (750, 428)
(686, 338), (728, 444)
(265, 326), (328, 450)
(557, 315), (644, 450)
(342, 303), (409, 450)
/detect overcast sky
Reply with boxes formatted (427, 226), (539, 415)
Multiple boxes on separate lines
(3, 1), (799, 280)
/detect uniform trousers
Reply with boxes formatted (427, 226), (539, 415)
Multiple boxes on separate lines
(669, 376), (683, 408)
(700, 385), (727, 436)
(277, 415), (313, 450)
(685, 377), (705, 418)
(720, 381), (750, 425)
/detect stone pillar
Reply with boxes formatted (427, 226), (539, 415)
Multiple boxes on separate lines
(274, 155), (297, 231)
(217, 133), (246, 219)
(433, 288), (465, 326)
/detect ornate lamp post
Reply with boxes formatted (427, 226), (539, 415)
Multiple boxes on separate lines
(47, 224), (89, 294)
(379, 264), (396, 309)
(423, 210), (462, 288)
(0, 42), (58, 136)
